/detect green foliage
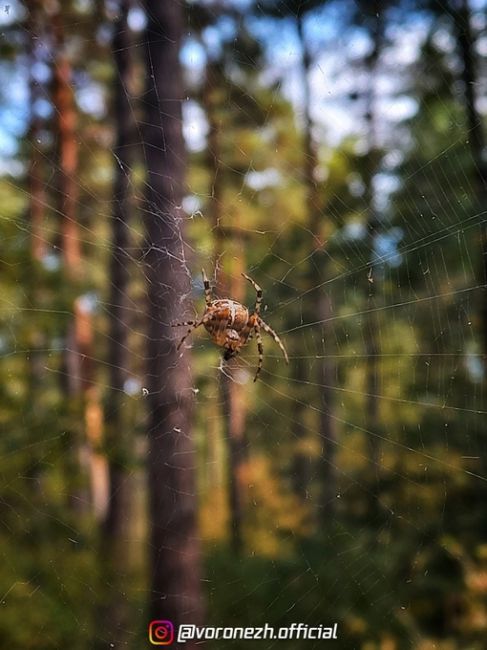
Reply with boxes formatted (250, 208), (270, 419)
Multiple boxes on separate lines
(0, 0), (486, 648)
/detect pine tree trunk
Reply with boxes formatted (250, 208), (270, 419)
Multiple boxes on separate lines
(27, 0), (46, 262)
(296, 13), (337, 523)
(97, 6), (136, 645)
(103, 0), (135, 547)
(51, 7), (89, 514)
(363, 5), (383, 479)
(143, 1), (204, 633)
(221, 355), (247, 554)
(204, 63), (247, 553)
(452, 0), (487, 367)
(25, 0), (47, 497)
(51, 9), (81, 276)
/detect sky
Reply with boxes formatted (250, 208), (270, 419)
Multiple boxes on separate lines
(1, 0), (486, 173)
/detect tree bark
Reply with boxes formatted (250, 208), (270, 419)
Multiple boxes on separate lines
(296, 13), (337, 523)
(143, 1), (204, 634)
(27, 0), (46, 262)
(363, 4), (383, 477)
(50, 6), (89, 514)
(24, 0), (47, 498)
(103, 0), (135, 545)
(203, 62), (247, 553)
(452, 0), (487, 367)
(52, 7), (107, 519)
(220, 354), (247, 554)
(51, 8), (81, 276)
(97, 5), (137, 644)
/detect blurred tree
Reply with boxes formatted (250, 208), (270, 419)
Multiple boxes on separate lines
(201, 17), (263, 555)
(51, 4), (81, 275)
(255, 0), (339, 523)
(143, 0), (205, 633)
(450, 0), (487, 367)
(202, 47), (249, 556)
(356, 0), (386, 495)
(50, 1), (91, 515)
(98, 0), (138, 645)
(386, 16), (485, 642)
(26, 0), (47, 263)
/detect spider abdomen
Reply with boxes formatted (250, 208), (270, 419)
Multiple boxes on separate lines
(205, 300), (250, 332)
(203, 299), (253, 351)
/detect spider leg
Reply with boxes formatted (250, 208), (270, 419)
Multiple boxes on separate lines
(174, 313), (212, 351)
(253, 324), (264, 382)
(171, 320), (196, 327)
(257, 317), (289, 364)
(202, 269), (212, 306)
(242, 273), (262, 315)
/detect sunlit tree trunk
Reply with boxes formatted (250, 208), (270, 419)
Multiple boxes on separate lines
(51, 1), (108, 522)
(52, 9), (81, 276)
(203, 62), (247, 553)
(143, 1), (204, 633)
(222, 263), (248, 555)
(51, 6), (90, 513)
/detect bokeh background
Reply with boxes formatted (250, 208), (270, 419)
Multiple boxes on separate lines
(1, 0), (487, 648)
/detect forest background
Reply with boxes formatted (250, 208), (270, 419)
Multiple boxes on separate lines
(1, 0), (487, 648)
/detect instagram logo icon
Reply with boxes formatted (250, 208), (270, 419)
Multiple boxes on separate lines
(149, 620), (174, 645)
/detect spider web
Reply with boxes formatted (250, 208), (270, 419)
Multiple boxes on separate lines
(0, 0), (486, 648)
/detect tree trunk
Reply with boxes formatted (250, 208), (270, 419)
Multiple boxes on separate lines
(225, 258), (248, 554)
(24, 0), (47, 498)
(143, 1), (204, 633)
(51, 6), (89, 514)
(98, 3), (137, 644)
(296, 13), (337, 524)
(27, 0), (46, 262)
(203, 62), (247, 553)
(51, 9), (81, 276)
(363, 4), (383, 477)
(452, 0), (487, 367)
(220, 354), (247, 554)
(103, 0), (135, 548)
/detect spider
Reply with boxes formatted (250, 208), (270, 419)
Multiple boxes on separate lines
(172, 270), (289, 382)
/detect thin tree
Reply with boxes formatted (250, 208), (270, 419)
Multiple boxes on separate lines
(194, 10), (271, 550)
(451, 0), (487, 366)
(143, 1), (204, 631)
(51, 3), (89, 513)
(26, 0), (47, 263)
(256, 0), (338, 522)
(98, 1), (137, 645)
(296, 6), (338, 522)
(52, 3), (109, 518)
(23, 0), (48, 500)
(51, 6), (81, 276)
(203, 59), (247, 554)
(361, 1), (384, 479)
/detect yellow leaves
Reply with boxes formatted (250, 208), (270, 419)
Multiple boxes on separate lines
(200, 485), (228, 542)
(244, 455), (310, 555)
(199, 453), (310, 554)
